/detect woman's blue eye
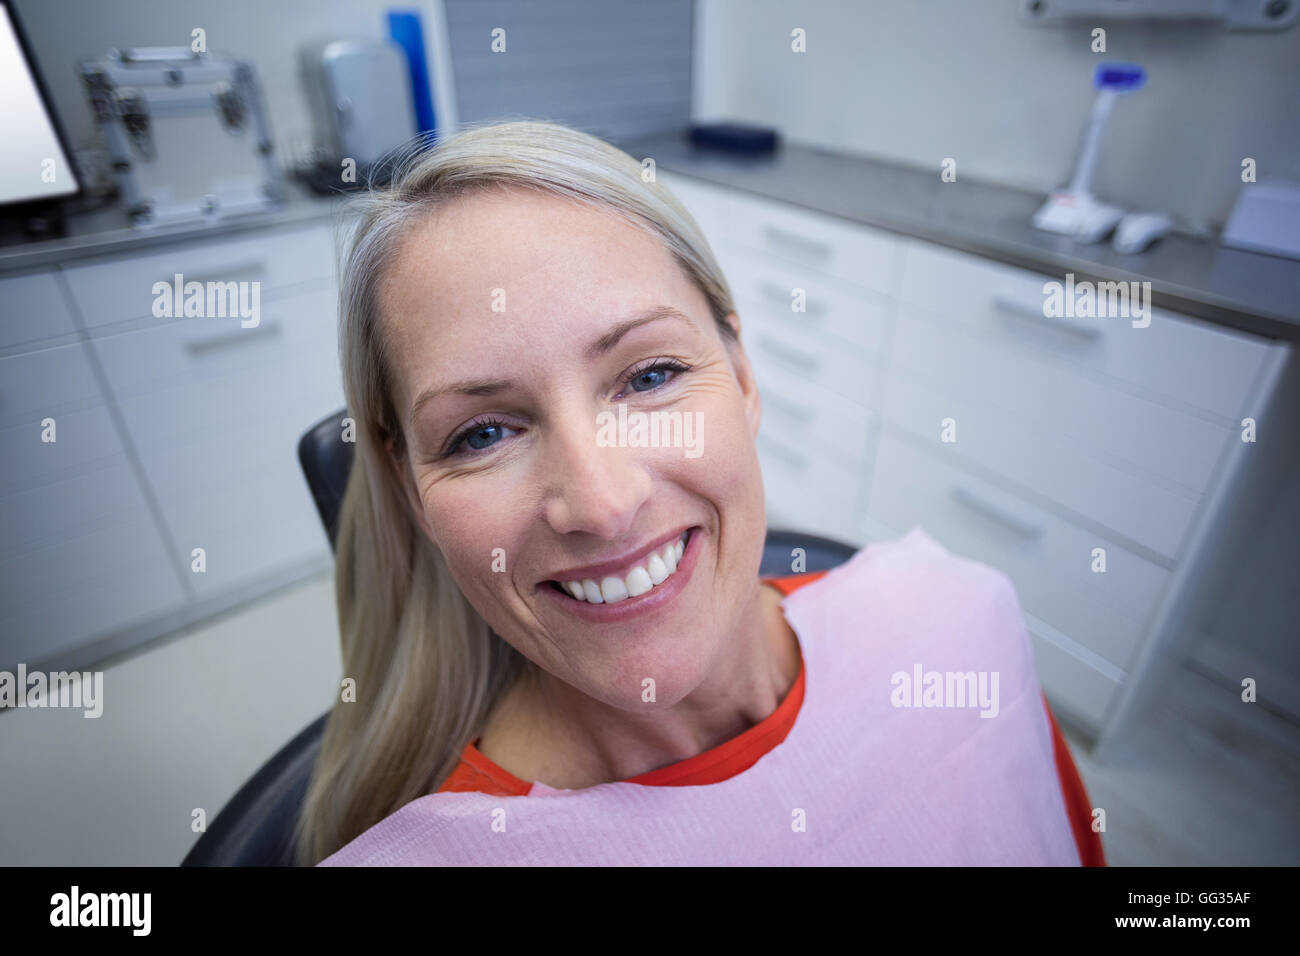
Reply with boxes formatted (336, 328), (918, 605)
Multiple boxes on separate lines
(466, 424), (503, 450)
(444, 418), (512, 458)
(625, 359), (689, 395)
(631, 368), (669, 391)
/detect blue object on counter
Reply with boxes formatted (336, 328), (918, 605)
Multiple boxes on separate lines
(1094, 63), (1145, 92)
(388, 10), (437, 136)
(688, 122), (779, 155)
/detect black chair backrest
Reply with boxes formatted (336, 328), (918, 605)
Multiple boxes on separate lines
(182, 408), (858, 865)
(298, 408), (355, 550)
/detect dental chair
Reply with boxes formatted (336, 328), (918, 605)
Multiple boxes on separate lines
(181, 408), (1104, 866)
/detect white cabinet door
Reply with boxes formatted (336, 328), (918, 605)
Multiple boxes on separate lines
(88, 284), (344, 598)
(0, 342), (187, 670)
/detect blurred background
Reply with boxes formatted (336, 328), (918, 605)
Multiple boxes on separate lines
(0, 0), (1297, 865)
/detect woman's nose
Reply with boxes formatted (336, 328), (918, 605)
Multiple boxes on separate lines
(542, 409), (654, 539)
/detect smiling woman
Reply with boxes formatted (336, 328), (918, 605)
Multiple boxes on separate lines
(292, 119), (788, 865)
(294, 120), (1093, 867)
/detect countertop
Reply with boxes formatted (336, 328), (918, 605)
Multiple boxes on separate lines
(0, 179), (348, 274)
(620, 131), (1300, 344)
(4, 134), (1297, 343)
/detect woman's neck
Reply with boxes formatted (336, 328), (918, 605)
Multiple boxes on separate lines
(474, 580), (801, 791)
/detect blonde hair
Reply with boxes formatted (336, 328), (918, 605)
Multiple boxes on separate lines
(294, 120), (739, 865)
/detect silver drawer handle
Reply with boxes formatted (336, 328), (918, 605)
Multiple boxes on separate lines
(950, 484), (1044, 539)
(991, 295), (1101, 341)
(160, 259), (268, 288)
(760, 281), (827, 318)
(761, 225), (832, 263)
(757, 432), (809, 469)
(758, 334), (822, 374)
(761, 389), (814, 423)
(184, 319), (282, 356)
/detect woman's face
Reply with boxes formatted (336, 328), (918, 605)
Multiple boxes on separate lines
(380, 185), (767, 711)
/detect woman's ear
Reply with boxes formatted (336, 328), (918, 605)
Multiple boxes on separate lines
(723, 312), (762, 440)
(384, 430), (437, 543)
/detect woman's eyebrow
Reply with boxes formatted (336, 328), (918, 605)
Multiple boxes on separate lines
(408, 305), (691, 419)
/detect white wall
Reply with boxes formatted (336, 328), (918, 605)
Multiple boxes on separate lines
(693, 0), (1300, 228)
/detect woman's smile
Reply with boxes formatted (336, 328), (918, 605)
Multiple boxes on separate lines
(536, 525), (703, 623)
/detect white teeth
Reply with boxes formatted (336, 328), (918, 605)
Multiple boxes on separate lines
(600, 576), (629, 603)
(646, 552), (669, 585)
(625, 566), (654, 597)
(661, 541), (678, 573)
(559, 530), (693, 605)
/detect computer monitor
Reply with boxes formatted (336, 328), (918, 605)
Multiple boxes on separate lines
(0, 0), (81, 207)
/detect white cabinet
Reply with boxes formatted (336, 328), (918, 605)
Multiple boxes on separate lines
(89, 284), (343, 598)
(0, 220), (342, 673)
(657, 170), (1291, 748)
(0, 315), (187, 669)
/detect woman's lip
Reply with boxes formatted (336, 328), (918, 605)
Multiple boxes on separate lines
(538, 526), (701, 622)
(539, 525), (695, 587)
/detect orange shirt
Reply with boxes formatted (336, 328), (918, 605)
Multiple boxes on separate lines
(437, 569), (1105, 865)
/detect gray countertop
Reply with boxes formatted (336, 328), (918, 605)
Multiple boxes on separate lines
(0, 179), (348, 274)
(621, 132), (1300, 344)
(5, 135), (1297, 343)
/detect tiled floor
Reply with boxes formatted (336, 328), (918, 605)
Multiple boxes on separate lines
(1061, 663), (1300, 866)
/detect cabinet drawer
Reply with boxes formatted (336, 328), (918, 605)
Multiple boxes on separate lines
(891, 310), (1231, 497)
(0, 406), (125, 497)
(897, 239), (1270, 418)
(0, 339), (107, 433)
(865, 430), (1170, 671)
(757, 430), (868, 541)
(749, 339), (874, 469)
(88, 285), (337, 407)
(61, 222), (335, 331)
(744, 305), (879, 407)
(0, 461), (187, 670)
(90, 286), (343, 597)
(880, 367), (1198, 561)
(141, 420), (340, 598)
(1026, 628), (1122, 733)
(720, 240), (890, 358)
(0, 269), (77, 350)
(711, 188), (902, 296)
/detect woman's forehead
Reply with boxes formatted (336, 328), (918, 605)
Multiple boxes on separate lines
(381, 188), (701, 345)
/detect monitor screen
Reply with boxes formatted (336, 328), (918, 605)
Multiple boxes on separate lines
(0, 1), (79, 205)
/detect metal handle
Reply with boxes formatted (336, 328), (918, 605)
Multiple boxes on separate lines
(950, 483), (1044, 539)
(758, 334), (822, 374)
(184, 319), (282, 356)
(160, 260), (267, 289)
(761, 225), (832, 263)
(118, 47), (204, 64)
(991, 294), (1101, 341)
